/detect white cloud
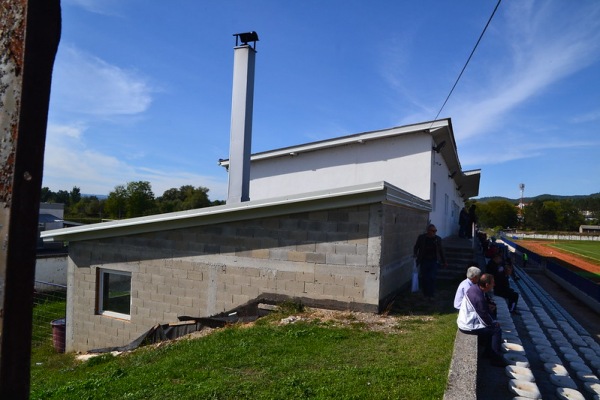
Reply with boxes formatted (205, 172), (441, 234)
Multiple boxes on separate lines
(51, 46), (153, 117)
(43, 123), (228, 200)
(450, 2), (600, 140)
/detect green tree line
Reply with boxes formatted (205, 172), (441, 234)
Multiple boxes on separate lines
(41, 182), (225, 222)
(474, 197), (599, 232)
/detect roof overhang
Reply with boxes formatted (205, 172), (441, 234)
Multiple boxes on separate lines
(455, 169), (481, 199)
(41, 182), (430, 243)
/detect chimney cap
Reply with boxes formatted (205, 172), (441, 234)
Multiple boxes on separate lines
(233, 31), (259, 49)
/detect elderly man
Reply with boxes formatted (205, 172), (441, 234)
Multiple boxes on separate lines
(413, 224), (447, 298)
(457, 273), (506, 367)
(453, 264), (482, 310)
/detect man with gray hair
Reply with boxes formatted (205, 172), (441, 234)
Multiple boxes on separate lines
(453, 263), (482, 310)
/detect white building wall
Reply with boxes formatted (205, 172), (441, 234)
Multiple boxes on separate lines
(249, 133), (465, 238)
(250, 134), (433, 201)
(429, 150), (463, 237)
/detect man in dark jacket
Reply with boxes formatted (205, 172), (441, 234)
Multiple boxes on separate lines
(494, 263), (519, 314)
(413, 224), (447, 298)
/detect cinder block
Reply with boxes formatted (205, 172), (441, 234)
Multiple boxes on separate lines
(287, 251), (307, 262)
(179, 296), (195, 308)
(241, 285), (260, 298)
(233, 274), (252, 286)
(251, 249), (270, 259)
(304, 282), (324, 295)
(284, 280), (305, 294)
(269, 248), (288, 261)
(157, 284), (171, 296)
(296, 271), (315, 283)
(344, 286), (364, 299)
(326, 253), (346, 265)
(150, 292), (165, 303)
(335, 243), (357, 255)
(296, 242), (316, 252)
(151, 274), (166, 286)
(316, 243), (335, 253)
(306, 252), (326, 264)
(163, 294), (179, 306)
(250, 277), (269, 289)
(322, 284), (345, 297)
(346, 254), (368, 266)
(232, 294), (250, 306)
(188, 270), (203, 281)
(275, 270), (296, 280)
(314, 272), (336, 284)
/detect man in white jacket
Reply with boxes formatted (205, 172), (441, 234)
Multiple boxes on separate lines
(453, 265), (481, 310)
(457, 273), (506, 367)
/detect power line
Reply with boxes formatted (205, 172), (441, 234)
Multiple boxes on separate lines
(432, 0), (502, 122)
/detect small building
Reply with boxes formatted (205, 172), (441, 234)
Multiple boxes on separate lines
(42, 118), (480, 352)
(579, 225), (600, 234)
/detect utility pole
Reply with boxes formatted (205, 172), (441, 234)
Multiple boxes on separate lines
(0, 1), (61, 397)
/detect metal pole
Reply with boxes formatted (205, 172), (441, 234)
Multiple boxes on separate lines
(0, 0), (61, 397)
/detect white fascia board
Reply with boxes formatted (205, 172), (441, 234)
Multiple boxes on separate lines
(41, 182), (429, 243)
(218, 119), (450, 167)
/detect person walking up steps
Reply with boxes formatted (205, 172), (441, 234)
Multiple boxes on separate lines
(413, 224), (447, 298)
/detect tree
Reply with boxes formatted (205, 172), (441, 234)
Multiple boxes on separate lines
(105, 185), (127, 219)
(40, 187), (53, 202)
(156, 185), (211, 213)
(70, 186), (82, 204)
(125, 181), (155, 217)
(476, 200), (518, 229)
(54, 190), (70, 205)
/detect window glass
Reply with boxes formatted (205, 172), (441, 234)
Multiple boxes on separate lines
(99, 270), (131, 318)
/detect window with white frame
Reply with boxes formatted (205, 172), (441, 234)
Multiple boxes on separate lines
(98, 269), (132, 319)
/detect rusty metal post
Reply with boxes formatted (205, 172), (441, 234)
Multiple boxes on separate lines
(0, 0), (60, 398)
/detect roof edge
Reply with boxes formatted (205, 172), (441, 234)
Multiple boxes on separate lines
(41, 182), (430, 242)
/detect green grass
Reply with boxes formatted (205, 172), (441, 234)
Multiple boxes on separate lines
(547, 240), (600, 266)
(30, 284), (459, 400)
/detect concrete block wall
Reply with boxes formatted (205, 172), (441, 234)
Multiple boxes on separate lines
(67, 203), (398, 352)
(378, 204), (429, 302)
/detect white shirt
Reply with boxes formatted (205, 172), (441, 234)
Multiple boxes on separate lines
(453, 278), (475, 309)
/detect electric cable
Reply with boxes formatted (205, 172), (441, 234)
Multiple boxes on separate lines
(432, 0), (502, 122)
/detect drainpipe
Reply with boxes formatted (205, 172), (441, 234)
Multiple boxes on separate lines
(227, 32), (258, 204)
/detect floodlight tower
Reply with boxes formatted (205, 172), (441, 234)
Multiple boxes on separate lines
(519, 183), (525, 209)
(518, 183), (525, 224)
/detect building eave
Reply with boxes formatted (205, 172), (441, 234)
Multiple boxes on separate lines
(219, 119), (453, 167)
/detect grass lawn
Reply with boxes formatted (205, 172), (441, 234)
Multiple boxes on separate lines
(547, 240), (600, 266)
(30, 282), (459, 400)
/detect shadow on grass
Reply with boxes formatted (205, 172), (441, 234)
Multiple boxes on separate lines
(386, 278), (461, 317)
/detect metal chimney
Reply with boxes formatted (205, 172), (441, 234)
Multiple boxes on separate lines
(227, 32), (258, 204)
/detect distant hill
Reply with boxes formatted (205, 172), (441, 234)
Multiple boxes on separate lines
(476, 192), (600, 204)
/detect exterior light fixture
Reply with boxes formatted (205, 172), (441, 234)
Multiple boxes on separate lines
(233, 31), (259, 49)
(432, 141), (446, 153)
(448, 171), (457, 179)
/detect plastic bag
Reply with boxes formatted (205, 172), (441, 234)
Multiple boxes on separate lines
(411, 260), (419, 292)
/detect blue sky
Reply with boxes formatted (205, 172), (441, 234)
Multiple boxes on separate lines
(43, 0), (600, 201)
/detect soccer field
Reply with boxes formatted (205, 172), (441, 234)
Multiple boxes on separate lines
(548, 241), (600, 264)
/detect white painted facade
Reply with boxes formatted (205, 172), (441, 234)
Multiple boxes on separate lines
(220, 119), (480, 238)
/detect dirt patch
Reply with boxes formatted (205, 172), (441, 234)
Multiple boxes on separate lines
(517, 240), (600, 279)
